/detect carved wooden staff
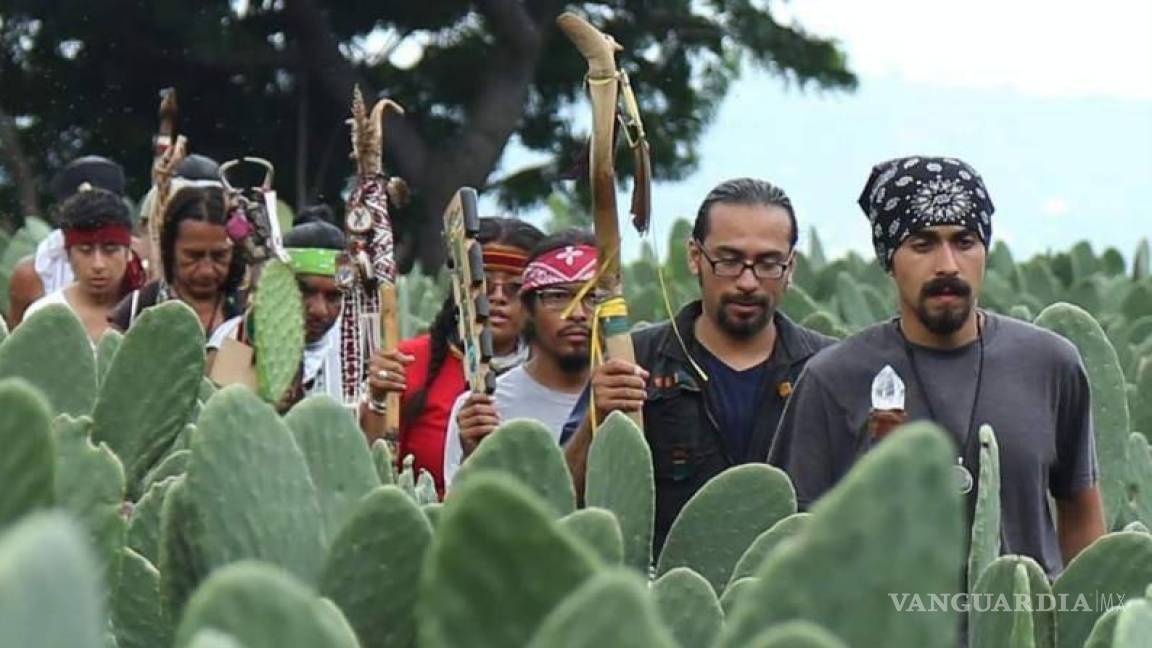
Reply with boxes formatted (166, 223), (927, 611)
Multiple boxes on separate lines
(338, 86), (407, 450)
(443, 187), (496, 397)
(147, 88), (186, 282)
(557, 13), (653, 427)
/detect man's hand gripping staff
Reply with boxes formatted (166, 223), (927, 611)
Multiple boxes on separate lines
(557, 13), (653, 429)
(340, 86), (409, 451)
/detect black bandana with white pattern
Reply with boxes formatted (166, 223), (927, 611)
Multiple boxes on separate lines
(857, 156), (994, 270)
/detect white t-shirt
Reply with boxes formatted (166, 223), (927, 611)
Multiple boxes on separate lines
(34, 229), (74, 294)
(442, 365), (584, 487)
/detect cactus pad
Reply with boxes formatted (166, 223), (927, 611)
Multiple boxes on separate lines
(585, 411), (655, 573)
(652, 567), (723, 648)
(0, 379), (54, 527)
(110, 548), (171, 648)
(451, 418), (575, 516)
(0, 304), (97, 416)
(526, 570), (676, 648)
(728, 512), (812, 588)
(1052, 531), (1152, 648)
(252, 260), (305, 403)
(558, 508), (624, 565)
(968, 424), (1002, 589)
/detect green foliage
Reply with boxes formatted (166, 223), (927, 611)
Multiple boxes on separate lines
(319, 486), (432, 648)
(1129, 433), (1152, 528)
(747, 621), (849, 648)
(451, 418), (576, 517)
(728, 512), (813, 587)
(1052, 532), (1152, 648)
(173, 562), (359, 648)
(557, 508), (624, 565)
(969, 424), (1002, 590)
(1035, 302), (1131, 528)
(719, 423), (964, 648)
(656, 463), (796, 594)
(0, 304), (97, 416)
(652, 567), (724, 648)
(526, 570), (677, 648)
(585, 411), (655, 573)
(185, 386), (326, 583)
(252, 260), (305, 403)
(92, 301), (205, 494)
(0, 378), (54, 528)
(0, 512), (106, 648)
(418, 473), (600, 648)
(284, 395), (380, 540)
(111, 548), (172, 648)
(96, 329), (123, 384)
(969, 555), (1053, 648)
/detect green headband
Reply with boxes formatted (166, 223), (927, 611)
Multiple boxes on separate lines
(287, 247), (339, 277)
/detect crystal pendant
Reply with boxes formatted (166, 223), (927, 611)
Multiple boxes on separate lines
(871, 364), (906, 411)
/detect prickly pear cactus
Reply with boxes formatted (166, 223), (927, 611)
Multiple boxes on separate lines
(747, 621), (849, 648)
(52, 414), (127, 578)
(657, 463), (796, 594)
(421, 502), (442, 530)
(558, 507), (624, 565)
(371, 439), (396, 485)
(585, 411), (655, 574)
(652, 567), (723, 648)
(158, 477), (206, 622)
(0, 379), (54, 527)
(1083, 606), (1121, 648)
(92, 301), (205, 493)
(0, 512), (106, 648)
(185, 386), (326, 582)
(1112, 595), (1152, 647)
(128, 475), (180, 566)
(525, 570), (676, 648)
(1052, 532), (1152, 648)
(284, 395), (380, 540)
(718, 423), (964, 648)
(96, 329), (123, 384)
(414, 469), (438, 505)
(419, 473), (601, 648)
(319, 486), (432, 648)
(141, 449), (190, 493)
(1129, 433), (1152, 528)
(451, 418), (576, 516)
(969, 555), (1053, 648)
(173, 561), (359, 648)
(1035, 302), (1130, 527)
(252, 260), (305, 404)
(110, 547), (171, 648)
(0, 313), (6, 342)
(727, 512), (812, 587)
(0, 304), (97, 416)
(969, 424), (1002, 589)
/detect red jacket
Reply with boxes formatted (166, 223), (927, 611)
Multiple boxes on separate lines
(398, 334), (465, 497)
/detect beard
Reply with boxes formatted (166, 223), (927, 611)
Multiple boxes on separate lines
(915, 276), (974, 335)
(716, 293), (774, 339)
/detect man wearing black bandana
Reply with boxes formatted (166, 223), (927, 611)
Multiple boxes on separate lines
(768, 156), (1105, 577)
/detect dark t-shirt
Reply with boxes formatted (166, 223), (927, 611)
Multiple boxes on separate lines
(768, 312), (1097, 577)
(700, 347), (769, 461)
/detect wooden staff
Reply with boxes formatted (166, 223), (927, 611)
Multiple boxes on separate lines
(557, 13), (653, 428)
(147, 87), (185, 281)
(443, 187), (496, 396)
(339, 86), (407, 451)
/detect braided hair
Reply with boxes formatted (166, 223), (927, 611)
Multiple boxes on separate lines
(401, 217), (543, 425)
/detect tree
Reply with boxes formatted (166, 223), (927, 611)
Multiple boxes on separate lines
(0, 0), (855, 269)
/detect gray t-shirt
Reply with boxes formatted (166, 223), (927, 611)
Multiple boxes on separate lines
(767, 312), (1097, 577)
(442, 365), (584, 488)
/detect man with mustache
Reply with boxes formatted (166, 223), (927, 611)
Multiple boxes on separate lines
(442, 230), (596, 486)
(563, 178), (836, 550)
(768, 156), (1104, 575)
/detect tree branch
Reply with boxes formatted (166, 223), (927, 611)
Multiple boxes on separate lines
(476, 0), (542, 55)
(0, 107), (39, 224)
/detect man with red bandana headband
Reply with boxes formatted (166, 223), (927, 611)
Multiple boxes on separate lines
(441, 229), (597, 487)
(366, 217), (543, 494)
(24, 188), (145, 341)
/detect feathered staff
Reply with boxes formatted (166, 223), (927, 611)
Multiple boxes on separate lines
(338, 86), (408, 449)
(557, 13), (653, 427)
(147, 87), (186, 281)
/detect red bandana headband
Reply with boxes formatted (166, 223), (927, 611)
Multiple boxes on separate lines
(522, 244), (598, 292)
(63, 224), (132, 249)
(482, 244), (529, 274)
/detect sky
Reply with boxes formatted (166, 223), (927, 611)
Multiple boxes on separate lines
(481, 0), (1152, 265)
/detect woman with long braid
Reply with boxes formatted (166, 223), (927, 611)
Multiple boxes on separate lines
(368, 217), (543, 495)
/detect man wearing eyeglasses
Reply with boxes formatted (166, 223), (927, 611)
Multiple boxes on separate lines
(442, 229), (599, 486)
(564, 178), (836, 551)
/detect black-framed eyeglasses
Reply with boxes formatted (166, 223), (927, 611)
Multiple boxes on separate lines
(533, 287), (600, 313)
(694, 240), (792, 280)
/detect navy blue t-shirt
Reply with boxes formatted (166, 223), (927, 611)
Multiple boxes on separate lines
(699, 347), (769, 461)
